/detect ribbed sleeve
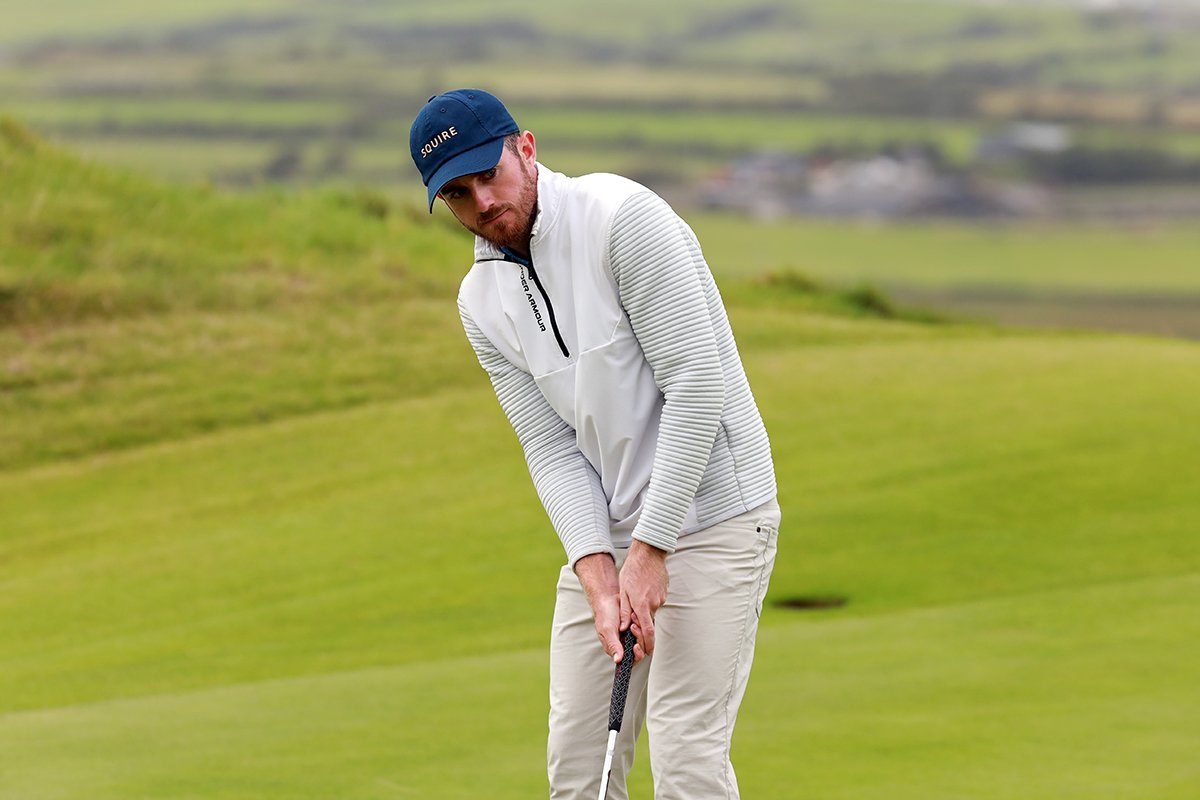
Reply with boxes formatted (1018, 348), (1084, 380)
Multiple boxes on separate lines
(609, 192), (728, 553)
(459, 299), (614, 567)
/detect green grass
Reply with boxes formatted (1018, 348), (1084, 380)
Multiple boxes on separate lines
(2, 336), (1198, 798)
(508, 108), (988, 164)
(691, 213), (1200, 295)
(66, 137), (278, 179)
(0, 0), (298, 44)
(435, 61), (828, 106)
(0, 97), (353, 127)
(2, 118), (1199, 799)
(0, 118), (463, 317)
(1072, 125), (1200, 158)
(0, 119), (473, 467)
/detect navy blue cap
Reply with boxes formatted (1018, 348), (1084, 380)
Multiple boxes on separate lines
(410, 89), (519, 212)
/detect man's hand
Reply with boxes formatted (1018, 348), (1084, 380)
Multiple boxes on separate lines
(574, 553), (625, 664)
(619, 540), (669, 662)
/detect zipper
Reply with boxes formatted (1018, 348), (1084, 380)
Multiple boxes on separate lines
(524, 261), (570, 358)
(477, 249), (571, 358)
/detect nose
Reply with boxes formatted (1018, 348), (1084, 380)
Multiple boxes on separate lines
(472, 184), (497, 213)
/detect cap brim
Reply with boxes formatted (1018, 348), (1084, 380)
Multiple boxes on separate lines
(425, 137), (507, 212)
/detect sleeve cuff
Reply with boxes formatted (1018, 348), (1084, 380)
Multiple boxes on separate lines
(631, 529), (678, 554)
(567, 543), (617, 571)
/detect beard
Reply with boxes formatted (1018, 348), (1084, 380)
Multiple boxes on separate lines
(461, 158), (538, 253)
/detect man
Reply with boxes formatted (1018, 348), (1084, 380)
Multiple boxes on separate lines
(409, 89), (780, 799)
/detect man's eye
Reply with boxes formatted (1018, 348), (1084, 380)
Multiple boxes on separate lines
(483, 168), (497, 180)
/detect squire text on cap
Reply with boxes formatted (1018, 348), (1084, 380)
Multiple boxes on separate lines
(421, 127), (458, 159)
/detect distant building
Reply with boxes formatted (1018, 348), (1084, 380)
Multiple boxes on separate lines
(700, 149), (1046, 220)
(974, 122), (1073, 163)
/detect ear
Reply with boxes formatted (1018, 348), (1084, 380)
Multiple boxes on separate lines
(518, 130), (537, 163)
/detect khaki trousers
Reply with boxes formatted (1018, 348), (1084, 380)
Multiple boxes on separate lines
(548, 499), (781, 799)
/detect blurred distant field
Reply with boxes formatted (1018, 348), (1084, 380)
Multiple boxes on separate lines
(696, 213), (1200, 292)
(694, 214), (1200, 338)
(3, 0), (1200, 197)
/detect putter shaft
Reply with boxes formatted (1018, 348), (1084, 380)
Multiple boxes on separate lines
(596, 729), (619, 800)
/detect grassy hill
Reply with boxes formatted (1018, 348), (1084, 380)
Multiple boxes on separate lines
(2, 124), (1199, 799)
(0, 118), (476, 467)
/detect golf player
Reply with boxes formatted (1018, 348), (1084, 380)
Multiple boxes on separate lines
(410, 89), (780, 799)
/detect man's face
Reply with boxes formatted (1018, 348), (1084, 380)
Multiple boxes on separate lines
(438, 133), (538, 253)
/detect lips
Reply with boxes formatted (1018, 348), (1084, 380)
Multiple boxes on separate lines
(481, 208), (509, 226)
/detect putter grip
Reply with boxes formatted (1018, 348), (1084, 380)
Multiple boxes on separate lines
(607, 629), (637, 732)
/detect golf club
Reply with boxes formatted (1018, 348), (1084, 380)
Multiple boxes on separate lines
(597, 628), (637, 800)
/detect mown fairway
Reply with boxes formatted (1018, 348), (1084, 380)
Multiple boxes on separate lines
(2, 334), (1199, 799)
(3, 119), (1199, 798)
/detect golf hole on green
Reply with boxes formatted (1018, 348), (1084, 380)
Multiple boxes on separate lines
(773, 595), (849, 611)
